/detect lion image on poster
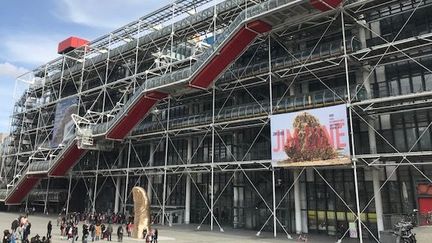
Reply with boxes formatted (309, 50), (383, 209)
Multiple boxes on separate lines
(132, 186), (151, 238)
(284, 112), (337, 162)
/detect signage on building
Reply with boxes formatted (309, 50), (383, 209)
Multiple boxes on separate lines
(51, 97), (78, 148)
(271, 104), (350, 167)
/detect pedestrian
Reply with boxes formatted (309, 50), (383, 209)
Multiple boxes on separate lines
(60, 223), (65, 239)
(72, 224), (78, 243)
(116, 226), (123, 242)
(23, 222), (31, 243)
(89, 224), (95, 242)
(9, 231), (16, 243)
(152, 229), (158, 243)
(100, 224), (105, 240)
(126, 223), (132, 237)
(106, 224), (113, 241)
(47, 221), (52, 239)
(82, 225), (88, 243)
(142, 229), (147, 240)
(95, 224), (101, 241)
(11, 219), (19, 233)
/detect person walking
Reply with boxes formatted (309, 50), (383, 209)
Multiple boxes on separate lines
(22, 222), (31, 243)
(126, 223), (132, 237)
(152, 229), (158, 243)
(95, 224), (101, 241)
(106, 224), (112, 241)
(47, 221), (52, 239)
(89, 224), (95, 242)
(72, 224), (78, 243)
(116, 226), (123, 242)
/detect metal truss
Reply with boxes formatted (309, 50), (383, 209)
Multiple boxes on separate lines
(2, 0), (432, 243)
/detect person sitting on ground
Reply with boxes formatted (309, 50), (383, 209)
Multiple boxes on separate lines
(3, 230), (11, 243)
(30, 234), (40, 243)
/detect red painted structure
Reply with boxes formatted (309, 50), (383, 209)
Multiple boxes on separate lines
(106, 91), (168, 139)
(189, 20), (272, 89)
(58, 36), (89, 54)
(310, 0), (342, 11)
(5, 175), (44, 205)
(49, 141), (85, 177)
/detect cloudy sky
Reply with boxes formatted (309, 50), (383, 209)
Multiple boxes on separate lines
(0, 0), (169, 133)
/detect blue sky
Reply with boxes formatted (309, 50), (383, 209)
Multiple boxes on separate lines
(0, 0), (169, 133)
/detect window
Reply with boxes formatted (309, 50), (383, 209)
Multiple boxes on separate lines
(400, 77), (410, 95)
(412, 75), (423, 93)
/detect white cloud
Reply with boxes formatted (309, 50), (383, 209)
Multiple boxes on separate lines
(0, 62), (29, 79)
(1, 34), (61, 65)
(54, 0), (167, 29)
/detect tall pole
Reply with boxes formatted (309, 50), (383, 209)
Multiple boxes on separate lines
(114, 148), (123, 214)
(272, 170), (277, 237)
(294, 170), (302, 234)
(92, 152), (100, 213)
(341, 10), (363, 242)
(185, 138), (192, 224)
(268, 35), (277, 238)
(44, 178), (50, 214)
(162, 99), (170, 225)
(124, 140), (132, 213)
(66, 173), (72, 215)
(147, 143), (154, 204)
(210, 84), (215, 231)
(358, 18), (385, 237)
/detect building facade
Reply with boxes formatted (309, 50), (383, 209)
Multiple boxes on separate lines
(1, 0), (432, 241)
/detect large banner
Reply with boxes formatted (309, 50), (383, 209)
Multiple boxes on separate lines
(271, 104), (350, 167)
(50, 97), (78, 148)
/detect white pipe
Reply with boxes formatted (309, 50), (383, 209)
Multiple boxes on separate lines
(185, 138), (192, 224)
(294, 170), (302, 234)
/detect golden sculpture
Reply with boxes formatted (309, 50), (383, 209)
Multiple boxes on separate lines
(131, 186), (151, 239)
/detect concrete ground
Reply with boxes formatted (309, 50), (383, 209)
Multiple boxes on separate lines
(0, 212), (430, 243)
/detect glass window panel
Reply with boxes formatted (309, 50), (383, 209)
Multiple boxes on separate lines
(412, 75), (423, 93)
(424, 73), (432, 91)
(419, 126), (432, 150)
(394, 129), (406, 151)
(400, 77), (410, 95)
(380, 114), (392, 130)
(405, 128), (418, 151)
(389, 79), (399, 96)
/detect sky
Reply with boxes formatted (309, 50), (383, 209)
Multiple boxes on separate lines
(0, 0), (169, 134)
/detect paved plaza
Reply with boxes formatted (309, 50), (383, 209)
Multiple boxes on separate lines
(0, 212), (430, 243)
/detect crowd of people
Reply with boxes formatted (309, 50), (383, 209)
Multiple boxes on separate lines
(3, 211), (159, 243)
(3, 215), (42, 243)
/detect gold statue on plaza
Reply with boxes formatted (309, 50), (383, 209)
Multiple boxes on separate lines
(131, 186), (151, 239)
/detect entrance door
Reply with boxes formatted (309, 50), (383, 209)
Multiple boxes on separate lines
(418, 197), (432, 225)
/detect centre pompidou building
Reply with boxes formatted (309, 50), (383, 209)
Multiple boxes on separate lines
(1, 0), (432, 241)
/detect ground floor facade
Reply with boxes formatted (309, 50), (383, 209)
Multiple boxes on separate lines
(51, 164), (430, 241)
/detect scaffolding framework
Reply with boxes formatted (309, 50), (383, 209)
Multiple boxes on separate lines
(1, 0), (432, 241)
